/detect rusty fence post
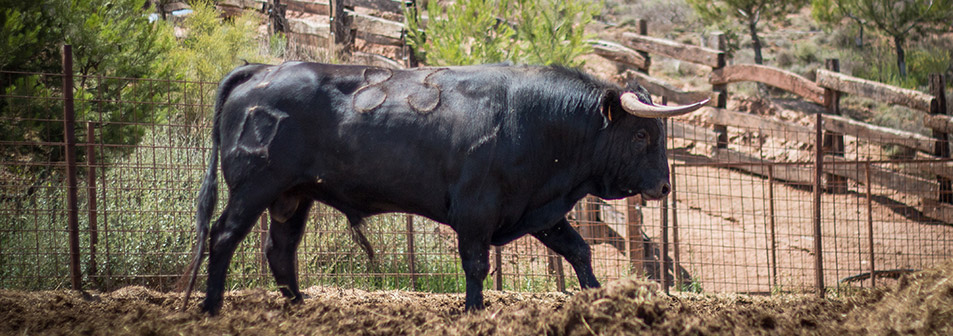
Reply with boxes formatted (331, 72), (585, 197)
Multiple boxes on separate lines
(767, 165), (778, 291)
(260, 215), (268, 279)
(671, 165), (681, 291)
(493, 246), (503, 290)
(929, 74), (951, 203)
(547, 248), (566, 292)
(405, 215), (417, 291)
(86, 122), (98, 278)
(660, 194), (669, 294)
(63, 44), (82, 291)
(813, 109), (825, 298)
(865, 161), (875, 288)
(625, 196), (644, 276)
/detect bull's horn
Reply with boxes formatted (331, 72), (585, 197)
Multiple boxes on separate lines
(620, 92), (710, 118)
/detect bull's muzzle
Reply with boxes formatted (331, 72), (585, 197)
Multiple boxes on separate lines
(641, 181), (671, 200)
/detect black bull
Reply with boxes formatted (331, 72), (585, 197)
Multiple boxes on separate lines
(181, 62), (707, 315)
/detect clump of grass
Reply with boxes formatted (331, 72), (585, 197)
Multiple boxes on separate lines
(844, 260), (953, 334)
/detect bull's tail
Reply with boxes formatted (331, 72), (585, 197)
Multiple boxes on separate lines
(178, 139), (218, 311)
(177, 64), (265, 311)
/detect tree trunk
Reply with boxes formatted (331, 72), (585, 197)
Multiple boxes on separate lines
(749, 19), (763, 65)
(894, 35), (907, 79)
(855, 22), (863, 48)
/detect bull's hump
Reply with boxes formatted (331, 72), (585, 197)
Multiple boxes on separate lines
(352, 67), (444, 114)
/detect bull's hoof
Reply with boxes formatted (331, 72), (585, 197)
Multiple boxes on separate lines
(290, 294), (306, 304)
(464, 301), (486, 312)
(199, 299), (222, 316)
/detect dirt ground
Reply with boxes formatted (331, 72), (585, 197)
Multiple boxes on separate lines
(3, 259), (951, 336)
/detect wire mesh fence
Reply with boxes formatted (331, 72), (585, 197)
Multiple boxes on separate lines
(663, 116), (953, 294)
(1, 67), (951, 297)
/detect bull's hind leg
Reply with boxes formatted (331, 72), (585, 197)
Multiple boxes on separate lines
(202, 185), (282, 315)
(265, 196), (313, 303)
(532, 218), (600, 289)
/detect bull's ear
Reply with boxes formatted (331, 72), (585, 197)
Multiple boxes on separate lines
(601, 92), (624, 124)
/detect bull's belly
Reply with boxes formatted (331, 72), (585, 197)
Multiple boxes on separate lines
(295, 179), (450, 224)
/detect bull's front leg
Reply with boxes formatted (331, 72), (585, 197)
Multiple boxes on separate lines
(532, 218), (600, 289)
(456, 235), (490, 311)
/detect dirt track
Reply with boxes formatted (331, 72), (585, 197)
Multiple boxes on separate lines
(3, 260), (952, 335)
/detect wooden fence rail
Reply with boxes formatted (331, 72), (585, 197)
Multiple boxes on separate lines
(709, 64), (825, 105)
(816, 69), (935, 112)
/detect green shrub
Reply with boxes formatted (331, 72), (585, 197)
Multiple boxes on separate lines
(406, 0), (599, 66)
(157, 2), (281, 123)
(849, 43), (950, 90)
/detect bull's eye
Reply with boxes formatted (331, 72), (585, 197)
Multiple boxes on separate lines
(635, 130), (648, 141)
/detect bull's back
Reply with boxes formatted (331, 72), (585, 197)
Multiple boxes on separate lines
(217, 62), (513, 221)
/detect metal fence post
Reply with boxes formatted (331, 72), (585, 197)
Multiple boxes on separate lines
(660, 194), (669, 294)
(625, 196), (643, 275)
(767, 165), (778, 291)
(405, 215), (417, 291)
(86, 122), (98, 278)
(493, 246), (503, 290)
(62, 44), (81, 290)
(813, 109), (825, 298)
(865, 161), (875, 288)
(547, 248), (565, 292)
(260, 215), (268, 279)
(671, 165), (681, 291)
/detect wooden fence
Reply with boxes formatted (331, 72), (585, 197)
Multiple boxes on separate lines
(586, 20), (951, 295)
(276, 0), (415, 68)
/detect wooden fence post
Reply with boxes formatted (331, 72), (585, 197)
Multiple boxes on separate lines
(330, 0), (352, 56)
(711, 32), (729, 148)
(929, 74), (951, 203)
(823, 59), (848, 193)
(267, 0), (288, 35)
(63, 44), (82, 291)
(636, 19), (651, 74)
(403, 0), (420, 68)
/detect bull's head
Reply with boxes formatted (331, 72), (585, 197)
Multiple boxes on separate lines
(598, 89), (708, 201)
